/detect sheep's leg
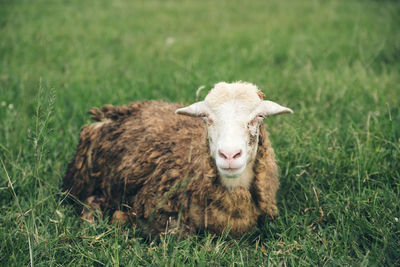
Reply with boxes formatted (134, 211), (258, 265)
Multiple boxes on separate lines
(82, 197), (130, 225)
(81, 196), (105, 223)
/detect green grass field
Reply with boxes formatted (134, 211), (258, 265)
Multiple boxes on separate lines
(1, 0), (399, 265)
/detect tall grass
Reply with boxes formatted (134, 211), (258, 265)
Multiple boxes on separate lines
(1, 0), (399, 265)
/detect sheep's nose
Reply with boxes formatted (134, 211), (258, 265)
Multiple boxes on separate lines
(218, 149), (242, 161)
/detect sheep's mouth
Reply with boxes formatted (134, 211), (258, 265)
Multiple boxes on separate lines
(221, 167), (241, 172)
(218, 166), (245, 178)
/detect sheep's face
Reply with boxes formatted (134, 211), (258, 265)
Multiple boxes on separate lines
(176, 82), (292, 182)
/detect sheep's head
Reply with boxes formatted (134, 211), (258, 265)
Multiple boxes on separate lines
(176, 82), (292, 184)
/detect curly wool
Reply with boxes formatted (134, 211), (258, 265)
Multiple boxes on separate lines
(63, 100), (279, 237)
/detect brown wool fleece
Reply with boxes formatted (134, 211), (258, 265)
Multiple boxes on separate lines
(63, 100), (279, 237)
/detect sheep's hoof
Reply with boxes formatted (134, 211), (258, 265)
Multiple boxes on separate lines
(160, 217), (192, 238)
(267, 205), (278, 218)
(81, 196), (105, 223)
(111, 210), (129, 224)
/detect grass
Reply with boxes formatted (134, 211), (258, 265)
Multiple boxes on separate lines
(0, 0), (399, 265)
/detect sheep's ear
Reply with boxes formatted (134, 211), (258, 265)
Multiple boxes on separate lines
(175, 101), (209, 117)
(258, 100), (293, 117)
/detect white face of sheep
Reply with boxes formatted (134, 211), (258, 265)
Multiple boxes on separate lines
(176, 84), (292, 180)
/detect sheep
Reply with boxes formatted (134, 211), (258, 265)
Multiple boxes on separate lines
(62, 81), (293, 237)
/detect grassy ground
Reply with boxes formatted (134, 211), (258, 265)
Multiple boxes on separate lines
(1, 0), (399, 265)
